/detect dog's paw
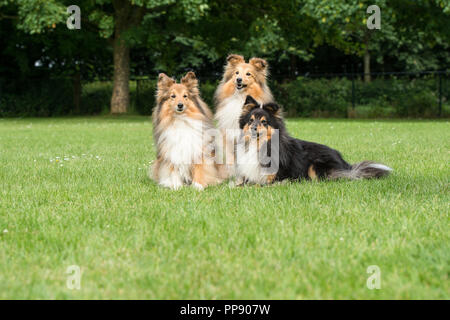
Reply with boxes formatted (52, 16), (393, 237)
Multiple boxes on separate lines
(160, 178), (183, 190)
(170, 183), (182, 190)
(234, 176), (245, 187)
(192, 182), (205, 191)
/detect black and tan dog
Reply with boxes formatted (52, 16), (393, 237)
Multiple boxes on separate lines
(235, 96), (392, 185)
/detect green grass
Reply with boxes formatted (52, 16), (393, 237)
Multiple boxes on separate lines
(0, 116), (448, 299)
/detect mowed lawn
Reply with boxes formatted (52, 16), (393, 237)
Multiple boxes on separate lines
(0, 116), (448, 300)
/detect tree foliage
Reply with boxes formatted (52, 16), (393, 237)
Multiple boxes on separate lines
(1, 0), (448, 112)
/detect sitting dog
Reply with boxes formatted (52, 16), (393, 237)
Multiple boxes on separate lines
(235, 96), (392, 185)
(151, 72), (221, 190)
(214, 54), (274, 179)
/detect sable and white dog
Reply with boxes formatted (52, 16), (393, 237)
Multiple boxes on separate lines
(214, 54), (274, 178)
(152, 72), (221, 190)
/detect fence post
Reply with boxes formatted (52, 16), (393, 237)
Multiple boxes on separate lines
(136, 79), (140, 113)
(351, 67), (355, 110)
(438, 73), (442, 117)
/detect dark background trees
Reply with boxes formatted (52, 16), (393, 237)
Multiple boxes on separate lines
(0, 0), (449, 116)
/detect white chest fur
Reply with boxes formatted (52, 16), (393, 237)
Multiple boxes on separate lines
(158, 117), (204, 167)
(215, 91), (246, 135)
(235, 140), (268, 184)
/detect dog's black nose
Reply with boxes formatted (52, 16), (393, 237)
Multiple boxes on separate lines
(236, 77), (242, 83)
(177, 103), (184, 111)
(251, 125), (258, 137)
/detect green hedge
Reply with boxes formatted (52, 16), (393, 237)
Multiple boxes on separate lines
(81, 81), (114, 115)
(1, 76), (448, 118)
(133, 76), (448, 118)
(0, 79), (73, 117)
(272, 76), (448, 118)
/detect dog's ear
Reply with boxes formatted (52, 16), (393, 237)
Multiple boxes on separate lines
(244, 95), (259, 107)
(249, 57), (268, 72)
(240, 96), (259, 128)
(181, 71), (199, 95)
(227, 54), (245, 66)
(263, 102), (281, 118)
(157, 73), (175, 95)
(242, 95), (260, 114)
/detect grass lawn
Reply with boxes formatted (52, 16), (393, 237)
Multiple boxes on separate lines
(0, 116), (448, 299)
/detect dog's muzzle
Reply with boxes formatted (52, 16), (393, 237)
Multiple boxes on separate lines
(176, 103), (185, 113)
(251, 126), (259, 138)
(236, 78), (247, 90)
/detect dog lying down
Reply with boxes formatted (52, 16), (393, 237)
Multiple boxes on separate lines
(235, 95), (392, 186)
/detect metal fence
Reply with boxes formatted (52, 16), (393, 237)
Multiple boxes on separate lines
(0, 70), (448, 117)
(299, 70), (448, 115)
(134, 70), (449, 117)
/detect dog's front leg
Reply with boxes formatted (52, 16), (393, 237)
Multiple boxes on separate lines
(158, 163), (183, 190)
(192, 164), (207, 191)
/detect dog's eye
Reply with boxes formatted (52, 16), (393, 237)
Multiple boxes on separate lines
(171, 94), (176, 98)
(246, 72), (251, 76)
(261, 119), (267, 125)
(183, 94), (187, 98)
(248, 118), (253, 124)
(235, 71), (239, 75)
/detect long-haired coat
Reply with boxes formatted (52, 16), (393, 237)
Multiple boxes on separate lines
(214, 54), (274, 178)
(236, 96), (392, 185)
(152, 72), (221, 190)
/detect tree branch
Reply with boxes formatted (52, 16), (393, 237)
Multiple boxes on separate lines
(128, 5), (146, 27)
(126, 2), (174, 27)
(0, 13), (18, 20)
(81, 16), (100, 32)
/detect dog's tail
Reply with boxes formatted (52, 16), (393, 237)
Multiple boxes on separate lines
(329, 161), (392, 180)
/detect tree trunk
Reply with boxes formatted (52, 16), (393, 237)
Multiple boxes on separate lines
(110, 1), (146, 114)
(110, 32), (130, 114)
(72, 71), (81, 114)
(363, 40), (371, 83)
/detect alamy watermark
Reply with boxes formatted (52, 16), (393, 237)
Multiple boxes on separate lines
(66, 265), (82, 290)
(367, 5), (381, 30)
(67, 5), (81, 30)
(366, 265), (381, 289)
(165, 128), (280, 175)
